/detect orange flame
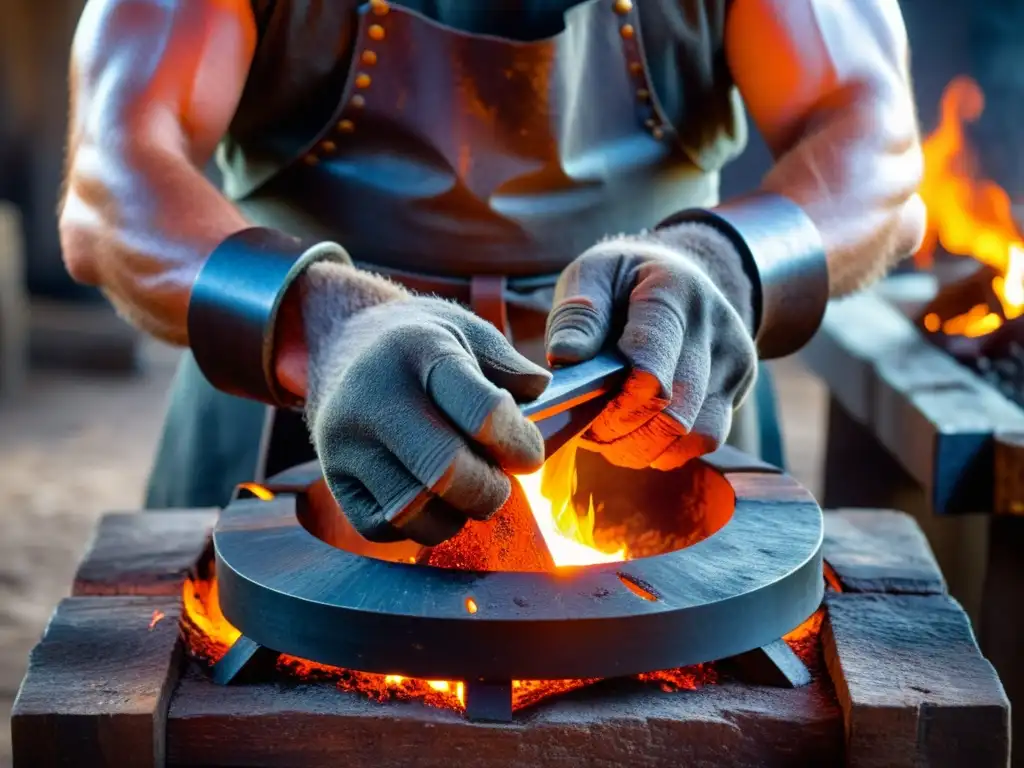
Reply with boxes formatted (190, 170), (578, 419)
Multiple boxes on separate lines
(917, 76), (1024, 336)
(516, 443), (627, 567)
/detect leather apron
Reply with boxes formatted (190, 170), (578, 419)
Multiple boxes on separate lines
(145, 0), (771, 510)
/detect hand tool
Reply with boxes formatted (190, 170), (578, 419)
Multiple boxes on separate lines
(520, 351), (629, 458)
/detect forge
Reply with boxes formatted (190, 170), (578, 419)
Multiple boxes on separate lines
(191, 448), (822, 722)
(11, 445), (1010, 767)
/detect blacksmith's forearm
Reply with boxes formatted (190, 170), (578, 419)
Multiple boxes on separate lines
(60, 147), (248, 346)
(760, 88), (927, 298)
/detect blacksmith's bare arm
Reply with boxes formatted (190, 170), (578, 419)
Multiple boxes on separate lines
(727, 0), (927, 296)
(59, 0), (255, 346)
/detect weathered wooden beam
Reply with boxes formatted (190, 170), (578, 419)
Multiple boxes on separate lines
(801, 290), (1024, 514)
(821, 510), (945, 595)
(11, 596), (183, 768)
(166, 676), (843, 768)
(73, 510), (218, 597)
(823, 592), (1009, 768)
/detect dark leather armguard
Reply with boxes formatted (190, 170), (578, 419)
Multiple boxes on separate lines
(187, 227), (352, 407)
(657, 192), (829, 359)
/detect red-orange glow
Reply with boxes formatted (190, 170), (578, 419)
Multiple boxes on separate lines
(182, 569), (823, 714)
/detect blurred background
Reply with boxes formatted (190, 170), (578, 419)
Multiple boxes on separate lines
(0, 0), (1020, 763)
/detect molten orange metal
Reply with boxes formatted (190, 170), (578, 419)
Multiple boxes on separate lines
(917, 76), (1024, 336)
(148, 609), (166, 630)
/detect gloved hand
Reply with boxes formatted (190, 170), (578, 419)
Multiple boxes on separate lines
(546, 223), (758, 470)
(301, 262), (551, 546)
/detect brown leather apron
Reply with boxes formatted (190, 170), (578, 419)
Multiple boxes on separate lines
(146, 0), (758, 508)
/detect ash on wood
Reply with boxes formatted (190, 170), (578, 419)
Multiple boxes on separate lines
(73, 510), (218, 597)
(11, 596), (183, 768)
(823, 592), (1009, 768)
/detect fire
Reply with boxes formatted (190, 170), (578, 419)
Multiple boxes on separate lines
(516, 443), (627, 567)
(181, 568), (721, 713)
(917, 76), (1024, 337)
(180, 446), (827, 714)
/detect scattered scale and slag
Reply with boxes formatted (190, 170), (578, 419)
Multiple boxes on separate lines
(183, 447), (823, 714)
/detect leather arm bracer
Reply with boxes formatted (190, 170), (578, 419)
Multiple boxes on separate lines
(657, 193), (829, 359)
(187, 227), (353, 407)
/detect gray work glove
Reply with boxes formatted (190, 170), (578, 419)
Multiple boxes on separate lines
(545, 223), (758, 470)
(302, 262), (551, 546)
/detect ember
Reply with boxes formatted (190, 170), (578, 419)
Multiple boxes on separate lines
(917, 76), (1024, 339)
(181, 444), (828, 714)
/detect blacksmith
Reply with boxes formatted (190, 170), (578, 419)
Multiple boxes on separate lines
(59, 0), (925, 544)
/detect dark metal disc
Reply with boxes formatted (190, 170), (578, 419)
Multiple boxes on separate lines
(213, 459), (823, 681)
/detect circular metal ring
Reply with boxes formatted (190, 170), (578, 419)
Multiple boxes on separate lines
(214, 455), (823, 681)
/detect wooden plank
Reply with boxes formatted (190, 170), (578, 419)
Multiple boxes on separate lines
(11, 596), (183, 768)
(0, 201), (27, 398)
(994, 431), (1024, 516)
(167, 673), (843, 768)
(821, 510), (945, 595)
(73, 510), (218, 597)
(800, 289), (1024, 515)
(979, 515), (1024, 768)
(823, 592), (1009, 768)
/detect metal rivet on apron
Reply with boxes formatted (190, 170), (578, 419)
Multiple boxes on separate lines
(303, 154), (319, 166)
(629, 61), (643, 76)
(644, 117), (657, 129)
(362, 50), (378, 66)
(613, 0), (633, 13)
(320, 140), (337, 152)
(636, 88), (650, 101)
(369, 24), (386, 41)
(350, 95), (366, 109)
(356, 73), (372, 89)
(651, 127), (664, 140)
(370, 0), (390, 15)
(620, 24), (635, 39)
(337, 120), (355, 134)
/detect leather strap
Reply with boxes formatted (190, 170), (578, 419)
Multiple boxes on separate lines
(470, 275), (513, 342)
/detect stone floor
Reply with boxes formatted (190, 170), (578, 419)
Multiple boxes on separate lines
(0, 350), (827, 766)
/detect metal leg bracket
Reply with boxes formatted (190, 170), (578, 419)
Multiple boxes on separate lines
(211, 635), (281, 685)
